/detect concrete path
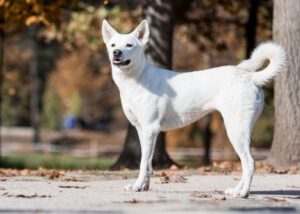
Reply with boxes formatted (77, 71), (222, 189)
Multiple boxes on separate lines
(0, 171), (300, 213)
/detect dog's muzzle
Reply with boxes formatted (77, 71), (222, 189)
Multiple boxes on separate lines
(113, 57), (131, 66)
(112, 49), (131, 66)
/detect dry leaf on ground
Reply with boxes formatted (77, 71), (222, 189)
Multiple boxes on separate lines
(285, 185), (300, 189)
(2, 192), (51, 198)
(156, 171), (168, 177)
(190, 194), (212, 198)
(155, 175), (187, 184)
(124, 198), (139, 203)
(59, 176), (82, 182)
(170, 165), (179, 170)
(58, 185), (88, 189)
(19, 169), (31, 176)
(265, 197), (287, 202)
(123, 198), (153, 204)
(214, 189), (224, 195)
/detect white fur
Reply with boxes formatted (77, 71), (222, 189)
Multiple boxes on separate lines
(102, 19), (286, 198)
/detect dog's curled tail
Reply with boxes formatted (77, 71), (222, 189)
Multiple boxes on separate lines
(237, 42), (287, 87)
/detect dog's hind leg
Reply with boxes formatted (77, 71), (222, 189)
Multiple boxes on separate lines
(221, 110), (257, 198)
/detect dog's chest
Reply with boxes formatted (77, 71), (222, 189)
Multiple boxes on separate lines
(120, 94), (141, 126)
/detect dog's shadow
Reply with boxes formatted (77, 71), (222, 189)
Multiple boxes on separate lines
(251, 190), (300, 196)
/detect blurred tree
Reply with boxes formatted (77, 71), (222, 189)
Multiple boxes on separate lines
(41, 85), (62, 130)
(246, 0), (258, 57)
(45, 3), (140, 125)
(112, 0), (180, 169)
(0, 18), (3, 161)
(267, 0), (300, 168)
(28, 25), (40, 144)
(0, 0), (78, 149)
(70, 92), (83, 118)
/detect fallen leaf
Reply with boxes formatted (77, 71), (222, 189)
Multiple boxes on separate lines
(2, 192), (51, 198)
(59, 176), (82, 182)
(170, 165), (179, 170)
(170, 175), (187, 183)
(38, 168), (60, 179)
(0, 178), (7, 182)
(264, 165), (274, 173)
(219, 161), (233, 169)
(121, 176), (127, 180)
(156, 175), (187, 184)
(220, 196), (226, 200)
(288, 166), (299, 174)
(273, 169), (289, 174)
(156, 172), (168, 177)
(212, 162), (219, 168)
(155, 176), (170, 184)
(182, 166), (189, 170)
(20, 169), (31, 176)
(214, 190), (224, 195)
(256, 161), (264, 168)
(286, 185), (300, 189)
(155, 180), (167, 184)
(123, 198), (153, 204)
(58, 185), (88, 189)
(265, 197), (286, 202)
(124, 198), (138, 203)
(190, 194), (212, 198)
(233, 177), (241, 181)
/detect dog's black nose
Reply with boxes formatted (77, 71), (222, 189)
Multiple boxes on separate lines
(113, 49), (122, 57)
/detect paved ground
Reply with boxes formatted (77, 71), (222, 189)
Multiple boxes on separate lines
(0, 171), (300, 213)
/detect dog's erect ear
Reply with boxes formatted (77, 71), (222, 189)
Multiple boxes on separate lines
(102, 19), (118, 44)
(132, 20), (149, 45)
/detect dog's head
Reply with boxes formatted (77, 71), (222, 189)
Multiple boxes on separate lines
(102, 19), (149, 72)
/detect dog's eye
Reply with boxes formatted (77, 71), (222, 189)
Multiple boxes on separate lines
(111, 43), (115, 47)
(126, 44), (133, 48)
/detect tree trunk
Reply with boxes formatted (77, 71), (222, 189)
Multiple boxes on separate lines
(267, 0), (300, 169)
(203, 115), (212, 165)
(0, 29), (3, 164)
(246, 0), (258, 58)
(28, 25), (40, 146)
(111, 0), (177, 169)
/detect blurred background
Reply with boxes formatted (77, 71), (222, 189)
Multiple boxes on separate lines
(0, 0), (275, 170)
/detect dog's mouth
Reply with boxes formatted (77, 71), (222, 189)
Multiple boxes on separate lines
(113, 58), (131, 66)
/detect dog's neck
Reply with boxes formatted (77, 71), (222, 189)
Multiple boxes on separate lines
(111, 54), (148, 88)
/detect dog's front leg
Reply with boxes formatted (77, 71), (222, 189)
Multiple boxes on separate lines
(125, 129), (158, 192)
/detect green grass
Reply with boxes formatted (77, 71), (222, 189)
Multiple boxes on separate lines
(177, 159), (204, 169)
(0, 153), (116, 170)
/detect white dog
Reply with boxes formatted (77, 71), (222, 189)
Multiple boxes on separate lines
(102, 19), (286, 198)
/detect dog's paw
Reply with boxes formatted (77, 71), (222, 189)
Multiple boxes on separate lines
(238, 190), (249, 198)
(224, 187), (236, 195)
(225, 188), (249, 198)
(133, 184), (142, 192)
(123, 184), (133, 191)
(124, 184), (143, 192)
(141, 183), (150, 191)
